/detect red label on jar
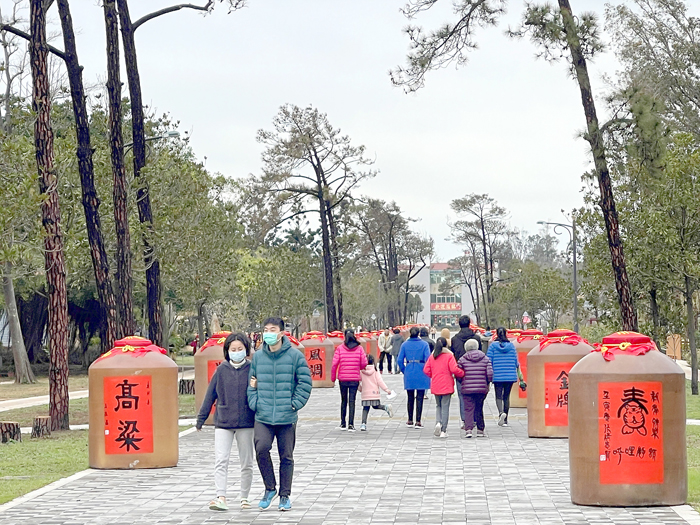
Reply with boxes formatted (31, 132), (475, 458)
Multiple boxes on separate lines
(207, 359), (223, 382)
(544, 362), (573, 426)
(305, 347), (326, 381)
(517, 352), (528, 398)
(598, 382), (663, 484)
(207, 360), (223, 416)
(104, 375), (153, 455)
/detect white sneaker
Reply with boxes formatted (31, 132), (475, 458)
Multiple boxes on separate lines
(465, 429), (473, 438)
(434, 422), (442, 437)
(498, 413), (507, 427)
(440, 431), (448, 438)
(386, 404), (394, 418)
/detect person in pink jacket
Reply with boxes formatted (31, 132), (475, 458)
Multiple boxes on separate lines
(331, 329), (369, 432)
(423, 337), (465, 438)
(358, 355), (394, 431)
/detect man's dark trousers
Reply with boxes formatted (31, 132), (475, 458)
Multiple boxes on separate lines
(254, 421), (296, 497)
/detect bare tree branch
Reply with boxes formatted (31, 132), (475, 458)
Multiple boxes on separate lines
(0, 23), (67, 61)
(133, 0), (213, 31)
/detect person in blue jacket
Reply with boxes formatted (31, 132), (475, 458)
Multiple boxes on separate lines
(486, 327), (523, 427)
(397, 326), (431, 428)
(247, 317), (312, 512)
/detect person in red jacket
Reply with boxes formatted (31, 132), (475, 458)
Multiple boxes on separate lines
(331, 329), (369, 432)
(423, 337), (465, 438)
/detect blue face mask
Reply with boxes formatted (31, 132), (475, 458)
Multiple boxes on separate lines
(229, 350), (246, 363)
(263, 332), (280, 346)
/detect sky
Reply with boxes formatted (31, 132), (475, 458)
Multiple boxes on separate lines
(7, 0), (673, 260)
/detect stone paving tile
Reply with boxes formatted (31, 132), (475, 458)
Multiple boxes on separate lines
(0, 374), (697, 524)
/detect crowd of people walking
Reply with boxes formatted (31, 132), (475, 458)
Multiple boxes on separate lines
(331, 316), (524, 439)
(195, 314), (523, 513)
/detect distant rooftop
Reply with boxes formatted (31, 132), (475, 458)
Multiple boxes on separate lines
(430, 262), (458, 271)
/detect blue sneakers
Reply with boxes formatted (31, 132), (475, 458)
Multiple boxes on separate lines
(278, 496), (292, 511)
(258, 489), (277, 510)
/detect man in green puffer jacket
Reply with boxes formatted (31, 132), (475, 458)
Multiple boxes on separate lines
(247, 317), (312, 512)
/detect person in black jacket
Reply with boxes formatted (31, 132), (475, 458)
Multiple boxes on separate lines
(197, 332), (256, 511)
(450, 315), (482, 428)
(419, 327), (435, 352)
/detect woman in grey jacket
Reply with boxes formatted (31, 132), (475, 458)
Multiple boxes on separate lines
(197, 332), (255, 511)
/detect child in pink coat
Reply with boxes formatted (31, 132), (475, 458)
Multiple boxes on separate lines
(358, 355), (394, 431)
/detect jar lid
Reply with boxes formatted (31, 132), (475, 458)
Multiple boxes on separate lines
(98, 336), (167, 361)
(283, 332), (302, 346)
(300, 331), (326, 342)
(200, 331), (232, 351)
(516, 329), (544, 343)
(595, 331), (658, 361)
(537, 330), (590, 351)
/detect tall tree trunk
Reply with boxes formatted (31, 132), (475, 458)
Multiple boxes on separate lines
(115, 0), (163, 346)
(104, 0), (134, 338)
(56, 0), (117, 352)
(2, 262), (35, 384)
(202, 303), (211, 336)
(479, 219), (491, 304)
(558, 0), (638, 331)
(326, 204), (343, 328)
(465, 281), (479, 326)
(318, 197), (338, 330)
(197, 302), (205, 352)
(685, 275), (697, 395)
(649, 286), (661, 351)
(30, 0), (69, 430)
(17, 290), (48, 363)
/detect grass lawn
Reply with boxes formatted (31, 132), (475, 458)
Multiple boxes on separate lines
(0, 430), (88, 505)
(0, 395), (196, 426)
(173, 354), (194, 367)
(0, 375), (90, 402)
(688, 426), (700, 511)
(688, 380), (700, 420)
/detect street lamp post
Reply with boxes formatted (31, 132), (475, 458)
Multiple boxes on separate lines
(537, 212), (579, 333)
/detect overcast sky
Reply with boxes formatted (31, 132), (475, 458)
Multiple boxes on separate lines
(13, 0), (690, 261)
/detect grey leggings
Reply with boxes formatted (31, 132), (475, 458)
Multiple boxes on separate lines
(361, 404), (387, 424)
(434, 394), (451, 432)
(214, 427), (254, 499)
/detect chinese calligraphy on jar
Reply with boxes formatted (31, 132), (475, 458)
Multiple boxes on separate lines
(305, 347), (326, 381)
(598, 382), (663, 484)
(544, 363), (573, 427)
(104, 376), (153, 455)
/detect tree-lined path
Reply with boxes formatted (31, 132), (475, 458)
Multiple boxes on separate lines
(0, 374), (697, 525)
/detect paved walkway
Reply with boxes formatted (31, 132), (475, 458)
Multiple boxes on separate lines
(1, 373), (698, 524)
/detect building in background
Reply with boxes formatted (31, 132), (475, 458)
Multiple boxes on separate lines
(410, 262), (475, 328)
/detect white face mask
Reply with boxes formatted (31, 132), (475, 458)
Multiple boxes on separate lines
(229, 350), (246, 363)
